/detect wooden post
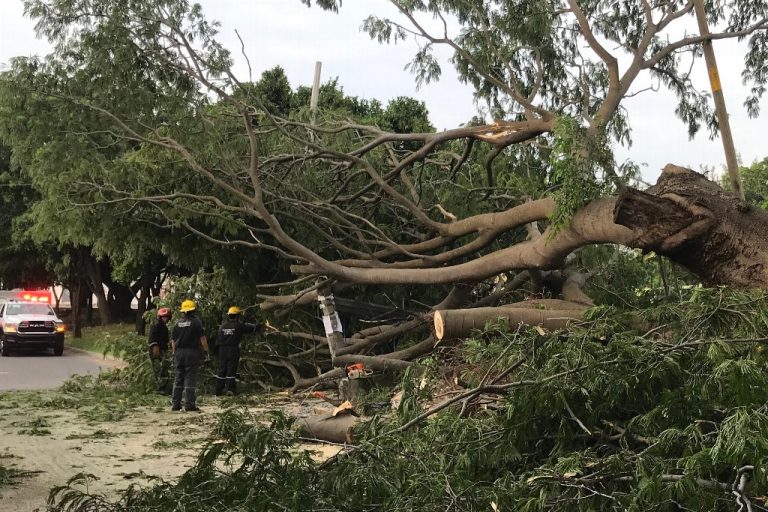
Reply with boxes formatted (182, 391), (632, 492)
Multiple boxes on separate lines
(693, 0), (744, 200)
(316, 280), (361, 404)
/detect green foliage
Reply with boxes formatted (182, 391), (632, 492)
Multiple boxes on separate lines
(581, 245), (697, 308)
(13, 417), (52, 436)
(47, 410), (318, 512)
(736, 157), (768, 208)
(9, 369), (168, 423)
(66, 323), (136, 355)
(548, 116), (613, 232)
(0, 143), (52, 288)
(97, 332), (159, 393)
(45, 287), (768, 510)
(158, 267), (270, 337)
(0, 463), (37, 490)
(380, 96), (433, 134)
(64, 429), (117, 441)
(360, 0), (768, 135)
(253, 66), (293, 116)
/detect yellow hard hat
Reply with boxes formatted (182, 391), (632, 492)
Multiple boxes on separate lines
(227, 306), (241, 315)
(180, 299), (197, 312)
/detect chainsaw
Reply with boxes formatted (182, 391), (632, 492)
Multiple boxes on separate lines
(345, 362), (373, 380)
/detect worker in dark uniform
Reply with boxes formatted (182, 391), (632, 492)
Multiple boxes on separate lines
(171, 299), (209, 412)
(147, 307), (171, 394)
(214, 306), (275, 396)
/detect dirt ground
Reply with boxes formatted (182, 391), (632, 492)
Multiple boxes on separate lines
(0, 392), (341, 512)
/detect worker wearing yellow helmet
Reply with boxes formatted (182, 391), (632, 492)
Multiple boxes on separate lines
(214, 305), (277, 396)
(170, 299), (209, 412)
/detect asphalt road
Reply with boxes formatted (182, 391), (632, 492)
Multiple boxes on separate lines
(0, 348), (118, 391)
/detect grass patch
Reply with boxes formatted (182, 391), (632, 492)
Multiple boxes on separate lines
(0, 451), (21, 461)
(0, 464), (39, 489)
(151, 437), (205, 450)
(13, 417), (51, 436)
(1, 380), (167, 423)
(66, 323), (135, 355)
(65, 429), (117, 440)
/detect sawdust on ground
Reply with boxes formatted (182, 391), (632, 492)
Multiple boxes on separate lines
(0, 394), (341, 512)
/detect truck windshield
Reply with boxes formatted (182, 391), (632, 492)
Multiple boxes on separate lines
(5, 303), (55, 316)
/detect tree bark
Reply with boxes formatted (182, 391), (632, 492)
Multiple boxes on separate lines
(84, 258), (110, 325)
(107, 282), (134, 321)
(615, 164), (768, 287)
(86, 293), (94, 325)
(70, 280), (84, 338)
(135, 282), (151, 335)
(434, 302), (588, 342)
(296, 413), (359, 444)
(288, 165), (768, 290)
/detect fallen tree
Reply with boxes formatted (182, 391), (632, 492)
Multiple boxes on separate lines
(2, 0), (767, 390)
(6, 3), (767, 508)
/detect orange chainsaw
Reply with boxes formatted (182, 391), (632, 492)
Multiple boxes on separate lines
(345, 362), (373, 380)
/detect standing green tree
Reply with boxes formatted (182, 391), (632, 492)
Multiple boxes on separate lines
(0, 144), (52, 289)
(738, 158), (768, 207)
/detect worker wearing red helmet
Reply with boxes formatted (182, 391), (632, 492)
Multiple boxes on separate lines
(148, 307), (172, 394)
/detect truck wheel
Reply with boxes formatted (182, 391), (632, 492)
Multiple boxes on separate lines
(53, 340), (64, 356)
(1, 337), (9, 357)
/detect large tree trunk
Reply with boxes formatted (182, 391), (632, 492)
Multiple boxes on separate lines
(70, 280), (84, 338)
(135, 282), (151, 336)
(614, 164), (768, 287)
(84, 257), (110, 325)
(269, 165), (768, 380)
(107, 281), (134, 321)
(86, 293), (94, 325)
(290, 165), (767, 290)
(434, 165), (768, 341)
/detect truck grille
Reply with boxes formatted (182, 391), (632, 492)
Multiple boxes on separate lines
(18, 320), (55, 333)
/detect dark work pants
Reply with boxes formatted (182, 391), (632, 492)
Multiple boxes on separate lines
(215, 345), (240, 395)
(172, 348), (201, 409)
(149, 348), (171, 393)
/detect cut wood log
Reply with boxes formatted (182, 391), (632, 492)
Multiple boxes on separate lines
(434, 305), (587, 342)
(297, 413), (360, 444)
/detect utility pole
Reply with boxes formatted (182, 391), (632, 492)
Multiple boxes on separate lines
(310, 61), (322, 114)
(693, 0), (744, 200)
(309, 61), (322, 142)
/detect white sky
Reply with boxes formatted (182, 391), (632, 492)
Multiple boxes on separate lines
(1, 0), (766, 182)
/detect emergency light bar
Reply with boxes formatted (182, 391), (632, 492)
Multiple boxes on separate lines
(18, 290), (51, 303)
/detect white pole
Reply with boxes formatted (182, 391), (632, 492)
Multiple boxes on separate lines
(310, 61), (322, 113)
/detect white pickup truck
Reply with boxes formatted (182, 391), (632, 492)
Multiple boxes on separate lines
(0, 301), (66, 356)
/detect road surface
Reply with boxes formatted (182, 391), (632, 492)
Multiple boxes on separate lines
(0, 348), (119, 390)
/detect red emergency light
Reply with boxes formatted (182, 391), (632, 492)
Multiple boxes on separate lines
(18, 290), (51, 303)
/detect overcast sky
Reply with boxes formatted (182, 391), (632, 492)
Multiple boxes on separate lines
(1, 0), (766, 182)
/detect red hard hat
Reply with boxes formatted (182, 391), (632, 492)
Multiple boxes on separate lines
(157, 307), (171, 317)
